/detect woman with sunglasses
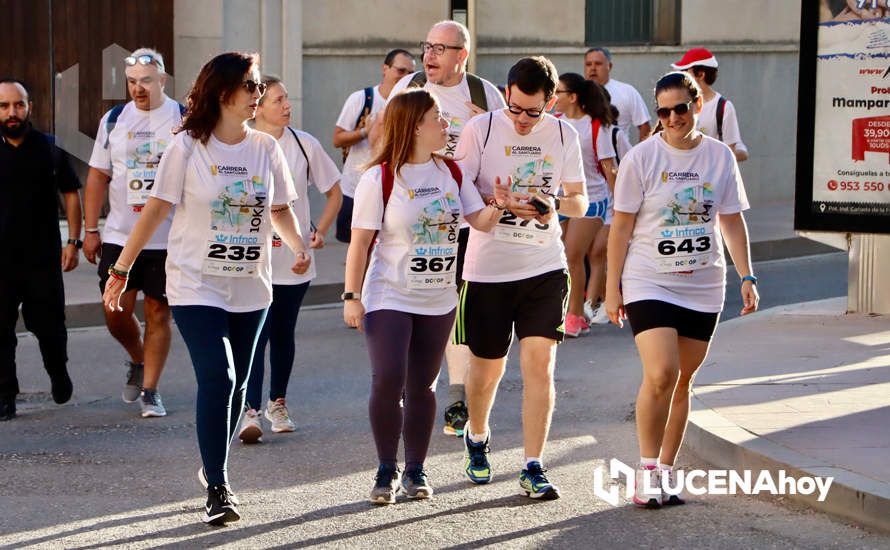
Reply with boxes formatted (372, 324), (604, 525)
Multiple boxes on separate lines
(553, 73), (617, 337)
(343, 89), (500, 504)
(102, 52), (310, 525)
(605, 71), (759, 508)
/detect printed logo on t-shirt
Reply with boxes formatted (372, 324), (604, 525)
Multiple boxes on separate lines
(407, 194), (460, 289)
(504, 145), (543, 157)
(443, 113), (464, 158)
(408, 186), (441, 200)
(660, 170), (700, 184)
(510, 155), (556, 194)
(210, 164), (250, 177)
(126, 138), (168, 207)
(128, 130), (155, 140)
(653, 183), (715, 273)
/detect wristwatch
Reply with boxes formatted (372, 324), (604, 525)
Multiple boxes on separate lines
(341, 291), (360, 301)
(67, 238), (83, 249)
(741, 275), (758, 285)
(553, 196), (561, 212)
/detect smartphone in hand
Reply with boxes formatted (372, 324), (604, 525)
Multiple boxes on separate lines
(529, 194), (551, 215)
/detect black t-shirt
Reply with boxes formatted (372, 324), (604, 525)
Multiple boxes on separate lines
(0, 126), (81, 266)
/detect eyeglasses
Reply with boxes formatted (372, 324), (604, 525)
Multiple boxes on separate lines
(125, 54), (164, 72)
(420, 42), (463, 56)
(507, 103), (546, 118)
(388, 66), (413, 76)
(655, 101), (693, 119)
(554, 90), (571, 95)
(241, 80), (267, 96)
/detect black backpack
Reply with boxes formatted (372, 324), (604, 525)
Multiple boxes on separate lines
(407, 71), (489, 111)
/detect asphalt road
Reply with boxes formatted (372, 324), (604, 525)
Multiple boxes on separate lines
(1, 252), (887, 549)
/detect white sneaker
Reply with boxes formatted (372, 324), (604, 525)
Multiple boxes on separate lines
(632, 465), (662, 508)
(585, 300), (610, 325)
(662, 467), (685, 505)
(139, 390), (167, 417)
(265, 398), (295, 433)
(238, 409), (263, 443)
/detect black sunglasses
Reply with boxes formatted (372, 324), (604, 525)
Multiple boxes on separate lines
(655, 101), (693, 120)
(242, 80), (267, 95)
(125, 54), (164, 72)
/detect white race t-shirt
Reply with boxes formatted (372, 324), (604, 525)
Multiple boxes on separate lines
(614, 135), (749, 313)
(389, 72), (507, 158)
(614, 126), (633, 161)
(270, 128), (341, 285)
(335, 86), (385, 197)
(604, 79), (651, 141)
(697, 93), (742, 148)
(562, 114), (616, 202)
(88, 97), (181, 249)
(352, 160), (485, 315)
(457, 110), (585, 283)
(150, 128), (297, 312)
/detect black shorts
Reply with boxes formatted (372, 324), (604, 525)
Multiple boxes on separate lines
(98, 243), (168, 301)
(624, 299), (719, 342)
(336, 195), (354, 243)
(455, 269), (569, 359)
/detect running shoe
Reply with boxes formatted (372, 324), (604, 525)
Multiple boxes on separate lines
(519, 461), (560, 500)
(139, 389), (167, 417)
(662, 467), (685, 505)
(633, 465), (663, 508)
(443, 400), (468, 437)
(265, 398), (295, 433)
(122, 361), (143, 403)
(370, 464), (401, 504)
(585, 300), (610, 325)
(238, 409), (263, 443)
(401, 465), (433, 499)
(202, 484), (241, 526)
(49, 368), (73, 404)
(0, 395), (15, 421)
(464, 432), (492, 484)
(198, 467), (240, 505)
(564, 312), (590, 338)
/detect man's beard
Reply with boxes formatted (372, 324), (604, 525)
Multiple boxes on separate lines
(0, 115), (30, 139)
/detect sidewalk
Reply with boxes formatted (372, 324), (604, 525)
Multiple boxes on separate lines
(687, 297), (890, 532)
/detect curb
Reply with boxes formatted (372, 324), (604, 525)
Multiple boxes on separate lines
(686, 398), (890, 533)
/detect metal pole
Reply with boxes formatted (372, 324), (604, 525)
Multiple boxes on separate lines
(467, 0), (477, 74)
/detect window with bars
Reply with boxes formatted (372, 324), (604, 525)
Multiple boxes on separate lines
(585, 0), (680, 45)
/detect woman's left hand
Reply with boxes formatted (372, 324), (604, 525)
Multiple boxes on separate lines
(740, 280), (760, 316)
(291, 251), (311, 274)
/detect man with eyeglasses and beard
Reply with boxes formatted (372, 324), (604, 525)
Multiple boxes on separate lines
(85, 48), (184, 418)
(332, 49), (415, 244)
(383, 20), (506, 441)
(0, 77), (81, 420)
(454, 56), (587, 500)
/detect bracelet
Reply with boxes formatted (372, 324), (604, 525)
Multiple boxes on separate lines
(270, 205), (290, 213)
(741, 274), (758, 285)
(107, 266), (129, 280)
(85, 227), (100, 233)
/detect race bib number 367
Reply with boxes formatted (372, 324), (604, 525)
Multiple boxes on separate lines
(406, 244), (457, 289)
(653, 223), (713, 273)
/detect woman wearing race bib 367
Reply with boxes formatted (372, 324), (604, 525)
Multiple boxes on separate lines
(605, 71), (759, 509)
(102, 52), (311, 526)
(342, 89), (500, 505)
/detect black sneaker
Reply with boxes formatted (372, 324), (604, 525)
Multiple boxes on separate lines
(50, 369), (73, 404)
(443, 400), (468, 437)
(401, 465), (433, 499)
(0, 395), (15, 421)
(202, 484), (241, 526)
(463, 432), (492, 484)
(198, 467), (240, 505)
(369, 464), (400, 505)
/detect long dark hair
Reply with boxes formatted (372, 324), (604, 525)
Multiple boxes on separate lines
(366, 89), (440, 178)
(177, 52), (259, 143)
(559, 72), (614, 126)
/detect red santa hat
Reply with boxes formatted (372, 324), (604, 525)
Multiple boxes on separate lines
(671, 48), (718, 70)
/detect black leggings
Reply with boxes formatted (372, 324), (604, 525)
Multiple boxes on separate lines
(364, 308), (456, 468)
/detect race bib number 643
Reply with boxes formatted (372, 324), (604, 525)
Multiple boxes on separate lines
(653, 223), (714, 273)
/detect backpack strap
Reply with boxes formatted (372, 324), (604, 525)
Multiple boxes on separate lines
(465, 73), (488, 111)
(355, 87), (374, 130)
(287, 127), (311, 181)
(716, 96), (727, 142)
(408, 71), (427, 89)
(442, 158), (463, 189)
(558, 119), (564, 146)
(103, 104), (127, 149)
(591, 118), (605, 177)
(178, 103), (187, 117)
(483, 112), (493, 149)
(611, 125), (621, 167)
(380, 161), (395, 221)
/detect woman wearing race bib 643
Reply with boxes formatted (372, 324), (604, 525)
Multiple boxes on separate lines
(102, 52), (311, 526)
(605, 71), (759, 508)
(342, 89), (500, 504)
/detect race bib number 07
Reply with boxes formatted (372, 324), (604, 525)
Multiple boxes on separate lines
(653, 223), (713, 273)
(126, 167), (155, 206)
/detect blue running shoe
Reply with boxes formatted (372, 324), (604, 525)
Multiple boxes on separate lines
(520, 461), (560, 500)
(464, 432), (491, 484)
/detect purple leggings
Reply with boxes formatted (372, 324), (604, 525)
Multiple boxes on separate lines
(364, 308), (456, 468)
